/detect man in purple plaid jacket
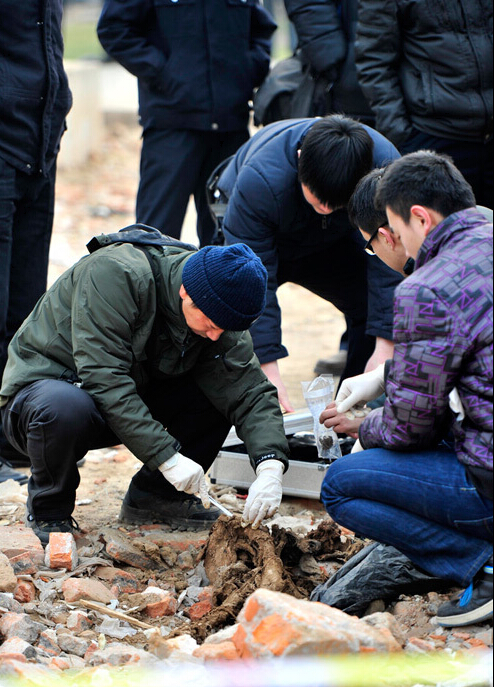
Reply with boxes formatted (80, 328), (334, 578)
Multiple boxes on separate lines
(321, 151), (493, 628)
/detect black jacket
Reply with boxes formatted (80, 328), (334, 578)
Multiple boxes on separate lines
(355, 0), (493, 147)
(284, 0), (374, 123)
(0, 0), (72, 174)
(97, 0), (276, 133)
(218, 118), (401, 364)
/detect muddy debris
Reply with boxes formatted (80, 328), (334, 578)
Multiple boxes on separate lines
(166, 515), (365, 642)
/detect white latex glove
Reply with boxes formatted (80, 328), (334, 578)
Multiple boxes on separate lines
(335, 363), (386, 414)
(242, 459), (284, 529)
(159, 453), (210, 508)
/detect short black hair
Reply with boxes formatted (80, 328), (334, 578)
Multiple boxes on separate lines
(348, 167), (388, 235)
(298, 115), (374, 208)
(375, 151), (476, 222)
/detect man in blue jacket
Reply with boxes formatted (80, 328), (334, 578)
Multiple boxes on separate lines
(217, 115), (401, 411)
(0, 0), (72, 483)
(97, 0), (276, 248)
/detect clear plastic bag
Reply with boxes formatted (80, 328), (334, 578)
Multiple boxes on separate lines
(301, 375), (342, 461)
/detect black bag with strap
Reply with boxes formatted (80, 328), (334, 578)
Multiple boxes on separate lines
(87, 223), (197, 256)
(253, 51), (332, 127)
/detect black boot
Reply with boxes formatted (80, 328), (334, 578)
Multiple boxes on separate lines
(119, 483), (220, 531)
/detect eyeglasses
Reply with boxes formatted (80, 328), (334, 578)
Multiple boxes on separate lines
(364, 227), (380, 255)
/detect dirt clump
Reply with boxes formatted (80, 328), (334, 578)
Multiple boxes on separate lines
(167, 515), (365, 642)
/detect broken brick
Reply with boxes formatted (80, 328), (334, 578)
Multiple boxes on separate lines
(45, 532), (78, 571)
(187, 600), (212, 621)
(0, 552), (17, 593)
(0, 637), (37, 661)
(13, 580), (36, 604)
(9, 553), (38, 576)
(193, 641), (239, 661)
(61, 578), (116, 604)
(37, 630), (61, 657)
(93, 566), (140, 594)
(100, 528), (156, 570)
(234, 589), (402, 658)
(0, 526), (45, 567)
(66, 610), (93, 633)
(0, 613), (44, 643)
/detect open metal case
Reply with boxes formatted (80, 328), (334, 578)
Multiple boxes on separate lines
(209, 409), (332, 499)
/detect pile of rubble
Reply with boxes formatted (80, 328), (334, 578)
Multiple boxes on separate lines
(0, 478), (492, 685)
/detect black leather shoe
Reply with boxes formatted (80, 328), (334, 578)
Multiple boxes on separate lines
(119, 484), (220, 531)
(0, 460), (28, 485)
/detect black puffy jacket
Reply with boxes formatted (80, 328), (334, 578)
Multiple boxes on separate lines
(218, 118), (401, 364)
(0, 0), (72, 174)
(97, 0), (276, 133)
(355, 0), (493, 146)
(284, 0), (374, 122)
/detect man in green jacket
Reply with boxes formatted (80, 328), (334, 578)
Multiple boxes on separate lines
(0, 229), (289, 543)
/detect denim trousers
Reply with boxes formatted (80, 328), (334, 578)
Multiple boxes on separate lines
(321, 445), (493, 587)
(1, 376), (231, 520)
(0, 158), (56, 457)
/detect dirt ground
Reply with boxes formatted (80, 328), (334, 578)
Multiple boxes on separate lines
(21, 122), (346, 531)
(6, 124), (493, 658)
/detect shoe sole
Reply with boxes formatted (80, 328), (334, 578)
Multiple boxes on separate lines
(118, 500), (217, 532)
(437, 599), (493, 627)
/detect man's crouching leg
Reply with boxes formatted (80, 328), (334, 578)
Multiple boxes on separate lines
(2, 380), (108, 544)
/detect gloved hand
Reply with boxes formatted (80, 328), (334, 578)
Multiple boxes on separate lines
(335, 363), (386, 414)
(242, 459), (284, 529)
(159, 453), (210, 508)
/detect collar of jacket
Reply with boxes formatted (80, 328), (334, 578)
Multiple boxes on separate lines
(152, 249), (203, 350)
(415, 207), (491, 270)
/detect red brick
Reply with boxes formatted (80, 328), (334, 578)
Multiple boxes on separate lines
(236, 589), (402, 658)
(62, 578), (116, 604)
(145, 593), (177, 618)
(13, 580), (36, 603)
(66, 610), (93, 633)
(187, 600), (212, 621)
(93, 566), (141, 594)
(47, 533), (78, 571)
(198, 586), (213, 604)
(0, 637), (35, 661)
(9, 553), (38, 576)
(0, 526), (45, 567)
(193, 641), (240, 661)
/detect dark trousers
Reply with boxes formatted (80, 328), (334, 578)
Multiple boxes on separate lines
(136, 128), (249, 247)
(400, 129), (493, 208)
(277, 235), (376, 381)
(2, 377), (231, 520)
(0, 158), (56, 457)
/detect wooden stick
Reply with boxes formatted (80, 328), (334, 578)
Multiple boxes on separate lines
(77, 599), (155, 630)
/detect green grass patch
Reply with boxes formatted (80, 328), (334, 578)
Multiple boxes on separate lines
(63, 21), (104, 60)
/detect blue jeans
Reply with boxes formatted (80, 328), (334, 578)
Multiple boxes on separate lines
(0, 157), (56, 456)
(321, 446), (493, 587)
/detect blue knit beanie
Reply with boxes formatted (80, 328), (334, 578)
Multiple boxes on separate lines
(182, 244), (267, 331)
